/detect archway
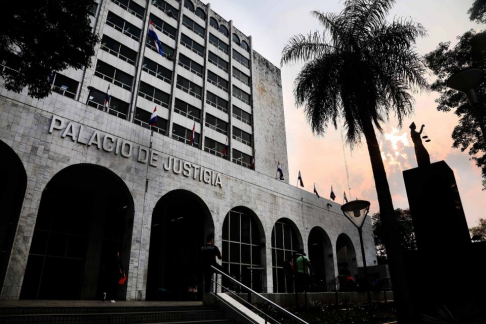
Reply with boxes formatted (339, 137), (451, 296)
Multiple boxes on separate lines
(20, 164), (134, 300)
(336, 233), (357, 277)
(146, 190), (214, 301)
(271, 218), (303, 293)
(0, 141), (27, 294)
(222, 206), (265, 292)
(308, 227), (334, 291)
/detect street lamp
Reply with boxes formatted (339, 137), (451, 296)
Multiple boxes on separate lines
(447, 68), (486, 143)
(341, 199), (372, 305)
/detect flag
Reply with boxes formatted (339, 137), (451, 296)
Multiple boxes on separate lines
(222, 137), (228, 157)
(148, 20), (165, 57)
(298, 171), (304, 187)
(314, 184), (320, 198)
(344, 192), (348, 204)
(149, 106), (157, 126)
(190, 122), (195, 144)
(104, 85), (111, 108)
(277, 162), (284, 180)
(330, 186), (336, 201)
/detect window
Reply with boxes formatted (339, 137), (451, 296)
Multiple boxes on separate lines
(184, 0), (194, 11)
(180, 33), (205, 57)
(172, 123), (200, 146)
(233, 50), (250, 68)
(146, 38), (174, 57)
(232, 33), (240, 45)
(232, 126), (251, 146)
(207, 71), (228, 92)
(101, 35), (137, 65)
(106, 12), (141, 41)
(209, 33), (228, 54)
(210, 17), (218, 29)
(87, 88), (129, 120)
(232, 106), (252, 125)
(222, 208), (263, 291)
(138, 81), (170, 107)
(150, 14), (177, 39)
(206, 91), (228, 113)
(51, 74), (78, 99)
(178, 53), (203, 78)
(175, 98), (201, 122)
(195, 8), (206, 20)
(232, 149), (252, 169)
(134, 107), (167, 134)
(111, 0), (145, 19)
(241, 40), (250, 52)
(176, 75), (202, 99)
(182, 15), (205, 38)
(142, 57), (172, 83)
(89, 3), (98, 16)
(233, 67), (250, 86)
(233, 86), (251, 105)
(94, 60), (134, 90)
(271, 220), (301, 293)
(219, 25), (229, 37)
(204, 137), (227, 159)
(208, 51), (228, 72)
(152, 0), (179, 19)
(205, 113), (228, 135)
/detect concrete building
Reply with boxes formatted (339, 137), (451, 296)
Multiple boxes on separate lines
(0, 0), (376, 301)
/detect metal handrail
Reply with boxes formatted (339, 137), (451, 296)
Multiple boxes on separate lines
(211, 265), (309, 324)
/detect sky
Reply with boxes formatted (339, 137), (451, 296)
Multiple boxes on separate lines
(206, 0), (483, 227)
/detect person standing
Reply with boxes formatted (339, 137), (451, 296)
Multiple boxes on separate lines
(283, 255), (295, 292)
(295, 249), (312, 292)
(200, 233), (224, 293)
(102, 250), (125, 303)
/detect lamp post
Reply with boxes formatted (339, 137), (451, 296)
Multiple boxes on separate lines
(447, 68), (486, 143)
(341, 199), (372, 305)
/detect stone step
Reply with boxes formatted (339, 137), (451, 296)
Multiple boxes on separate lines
(0, 309), (228, 324)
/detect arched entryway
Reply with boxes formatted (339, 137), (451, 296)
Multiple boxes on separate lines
(336, 233), (357, 277)
(146, 190), (214, 301)
(0, 141), (27, 294)
(271, 218), (303, 293)
(222, 206), (265, 292)
(20, 164), (134, 300)
(308, 227), (334, 291)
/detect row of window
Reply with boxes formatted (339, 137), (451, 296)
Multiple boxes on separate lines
(152, 0), (179, 20)
(111, 0), (145, 20)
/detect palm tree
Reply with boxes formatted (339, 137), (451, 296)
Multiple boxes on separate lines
(281, 0), (427, 322)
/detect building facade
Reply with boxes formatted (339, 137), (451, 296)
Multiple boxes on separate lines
(0, 0), (376, 301)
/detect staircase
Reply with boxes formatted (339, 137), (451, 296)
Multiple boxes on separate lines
(0, 302), (235, 324)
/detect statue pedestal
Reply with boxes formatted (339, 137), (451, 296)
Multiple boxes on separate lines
(403, 161), (470, 251)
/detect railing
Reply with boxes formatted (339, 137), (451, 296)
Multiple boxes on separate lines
(206, 99), (228, 113)
(211, 266), (308, 324)
(101, 44), (136, 65)
(233, 134), (251, 146)
(134, 118), (166, 134)
(180, 40), (204, 57)
(111, 0), (144, 19)
(152, 23), (176, 40)
(106, 20), (140, 41)
(176, 83), (202, 99)
(234, 56), (250, 69)
(205, 122), (227, 135)
(174, 107), (200, 122)
(204, 146), (226, 159)
(178, 61), (203, 78)
(209, 39), (228, 54)
(172, 133), (198, 146)
(234, 74), (250, 86)
(208, 58), (228, 72)
(233, 113), (251, 126)
(182, 21), (204, 38)
(51, 85), (76, 99)
(86, 100), (127, 120)
(233, 93), (250, 105)
(142, 66), (172, 84)
(87, 100), (105, 111)
(107, 106), (127, 120)
(138, 91), (169, 107)
(94, 70), (132, 90)
(233, 157), (252, 169)
(207, 78), (228, 92)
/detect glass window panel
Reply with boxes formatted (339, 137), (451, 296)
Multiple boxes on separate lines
(195, 8), (205, 20)
(30, 230), (49, 255)
(128, 1), (145, 17)
(241, 41), (250, 52)
(191, 62), (203, 75)
(209, 51), (217, 62)
(276, 223), (283, 249)
(229, 213), (240, 241)
(139, 82), (153, 96)
(252, 245), (261, 265)
(222, 240), (228, 261)
(160, 42), (174, 56)
(219, 25), (228, 36)
(143, 57), (157, 72)
(96, 61), (115, 77)
(115, 70), (133, 87)
(232, 33), (240, 44)
(119, 45), (137, 62)
(184, 0), (194, 11)
(173, 124), (185, 137)
(277, 268), (286, 293)
(283, 224), (292, 250)
(135, 108), (150, 121)
(154, 89), (170, 104)
(164, 23), (177, 38)
(251, 218), (260, 244)
(67, 236), (86, 258)
(272, 268), (277, 293)
(179, 54), (191, 66)
(101, 35), (119, 53)
(188, 105), (200, 119)
(241, 244), (250, 264)
(230, 264), (240, 282)
(110, 97), (129, 115)
(107, 12), (124, 29)
(210, 17), (218, 29)
(208, 71), (217, 83)
(46, 233), (67, 257)
(277, 249), (284, 268)
(158, 65), (172, 80)
(241, 214), (250, 244)
(192, 83), (202, 96)
(230, 243), (239, 263)
(193, 42), (204, 55)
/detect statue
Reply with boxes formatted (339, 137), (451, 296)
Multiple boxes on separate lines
(410, 122), (430, 167)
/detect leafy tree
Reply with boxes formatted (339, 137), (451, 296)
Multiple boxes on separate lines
(372, 209), (417, 263)
(470, 218), (486, 241)
(469, 0), (486, 23)
(424, 30), (486, 189)
(280, 0), (427, 321)
(0, 0), (98, 98)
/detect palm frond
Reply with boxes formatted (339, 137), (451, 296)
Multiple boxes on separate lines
(280, 31), (334, 66)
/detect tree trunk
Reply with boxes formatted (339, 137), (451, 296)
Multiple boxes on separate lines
(361, 117), (414, 323)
